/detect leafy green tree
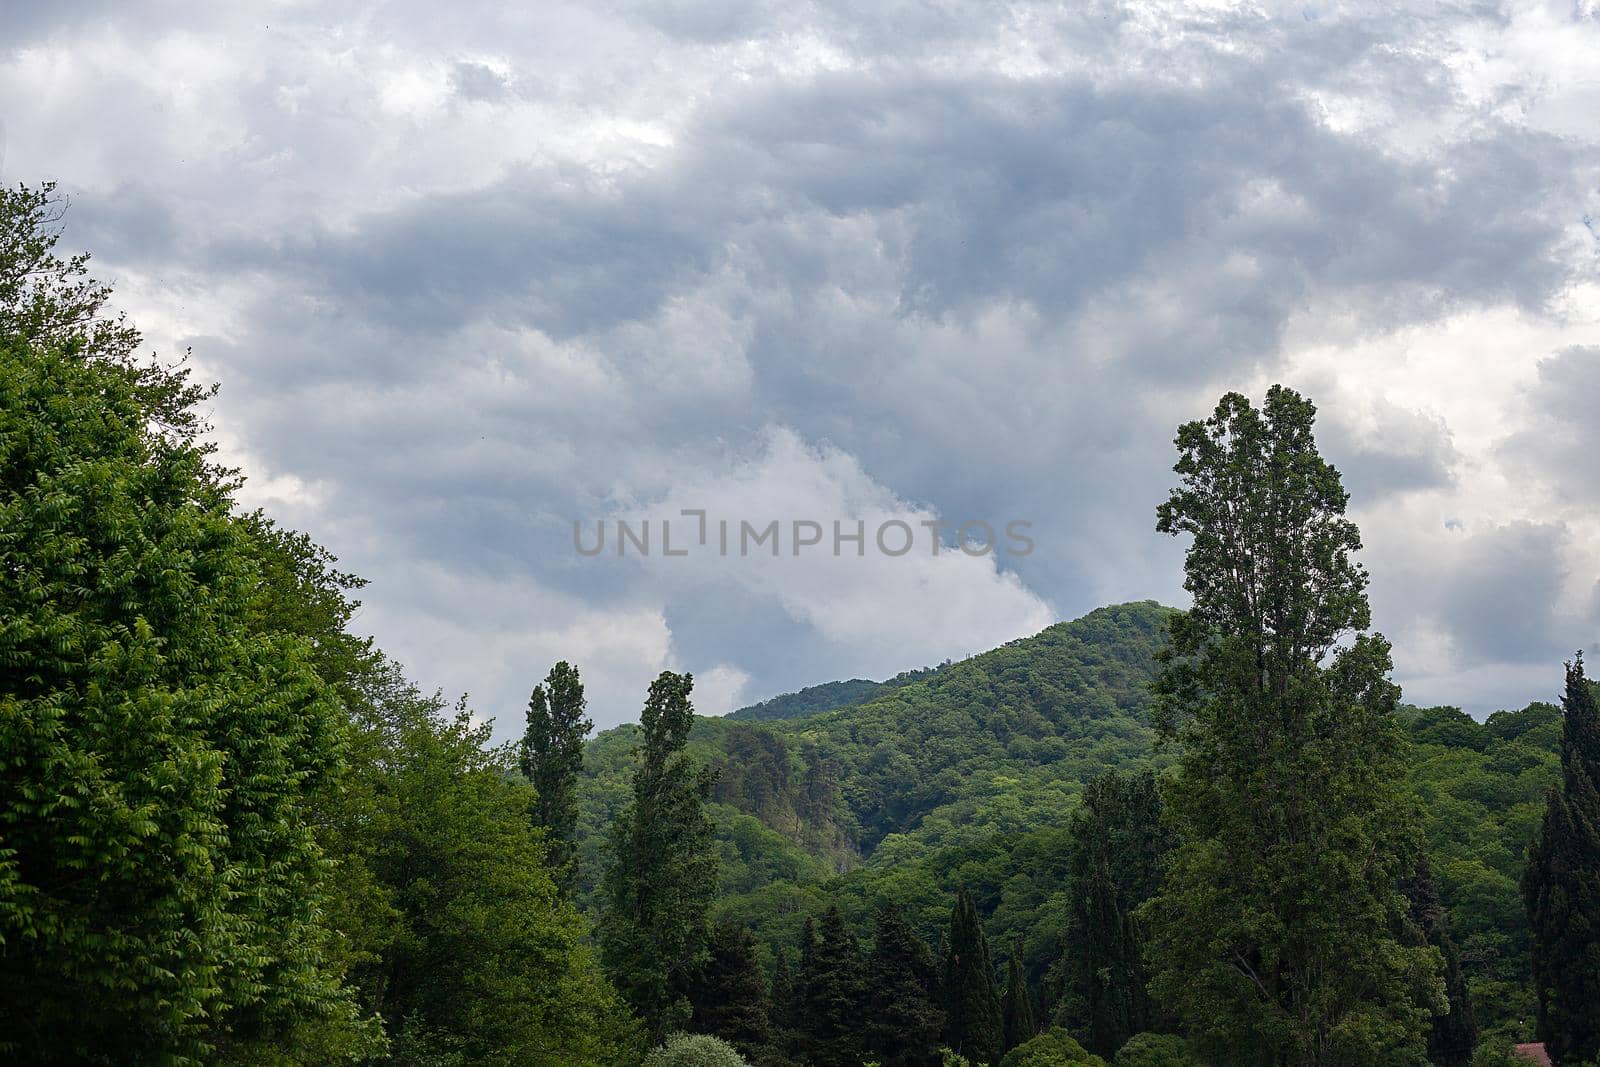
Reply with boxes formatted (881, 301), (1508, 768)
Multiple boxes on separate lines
(1144, 388), (1442, 1066)
(945, 888), (1004, 1065)
(1111, 1032), (1203, 1066)
(1521, 656), (1600, 1065)
(1003, 940), (1037, 1052)
(998, 1028), (1107, 1067)
(692, 920), (775, 1062)
(798, 903), (868, 1067)
(868, 901), (945, 1066)
(0, 331), (365, 1059)
(1053, 771), (1172, 1057)
(601, 671), (719, 1040)
(520, 661), (592, 895)
(340, 671), (638, 1065)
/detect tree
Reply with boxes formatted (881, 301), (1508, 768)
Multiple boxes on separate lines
(1401, 855), (1477, 1067)
(0, 319), (365, 1060)
(944, 888), (1004, 1066)
(797, 904), (868, 1067)
(868, 901), (944, 1067)
(1003, 940), (1037, 1052)
(692, 921), (775, 1063)
(1053, 771), (1172, 1057)
(341, 672), (638, 1065)
(1521, 655), (1600, 1065)
(600, 672), (718, 1041)
(997, 1028), (1107, 1067)
(644, 1032), (751, 1067)
(1144, 388), (1442, 1066)
(520, 661), (592, 895)
(769, 948), (800, 1058)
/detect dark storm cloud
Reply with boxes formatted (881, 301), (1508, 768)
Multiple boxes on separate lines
(6, 0), (1596, 728)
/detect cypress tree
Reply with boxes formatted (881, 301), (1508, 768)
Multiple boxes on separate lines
(1001, 940), (1036, 1052)
(1402, 854), (1477, 1067)
(867, 901), (944, 1067)
(518, 660), (591, 895)
(692, 920), (775, 1062)
(943, 888), (1003, 1066)
(797, 904), (867, 1067)
(1054, 770), (1171, 1056)
(1522, 655), (1600, 1065)
(599, 671), (717, 1041)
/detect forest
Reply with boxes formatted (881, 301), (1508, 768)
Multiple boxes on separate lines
(2, 179), (1598, 1067)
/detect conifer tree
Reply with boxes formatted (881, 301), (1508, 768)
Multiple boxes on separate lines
(943, 888), (1003, 1066)
(1144, 388), (1442, 1066)
(867, 901), (944, 1067)
(1522, 655), (1600, 1065)
(769, 947), (800, 1059)
(797, 904), (867, 1067)
(692, 920), (775, 1063)
(519, 660), (591, 895)
(599, 671), (717, 1041)
(1402, 854), (1477, 1067)
(1001, 940), (1036, 1053)
(1054, 770), (1171, 1056)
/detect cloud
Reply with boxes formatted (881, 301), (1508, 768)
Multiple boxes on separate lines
(2, 0), (1598, 727)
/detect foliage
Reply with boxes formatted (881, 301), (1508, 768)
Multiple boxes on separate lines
(645, 1032), (752, 1067)
(998, 1028), (1108, 1067)
(945, 887), (1004, 1065)
(692, 920), (775, 1063)
(1145, 388), (1442, 1065)
(1003, 939), (1038, 1052)
(520, 660), (592, 895)
(1522, 657), (1600, 1065)
(1111, 1032), (1203, 1067)
(1052, 770), (1172, 1056)
(0, 330), (365, 1059)
(797, 904), (869, 1067)
(727, 679), (885, 721)
(601, 671), (719, 1041)
(865, 900), (945, 1066)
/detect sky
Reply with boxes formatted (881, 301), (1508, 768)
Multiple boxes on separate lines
(3, 0), (1598, 735)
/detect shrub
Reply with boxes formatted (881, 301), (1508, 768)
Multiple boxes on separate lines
(644, 1032), (751, 1067)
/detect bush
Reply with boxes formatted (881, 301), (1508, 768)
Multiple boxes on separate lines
(1114, 1032), (1203, 1066)
(644, 1032), (751, 1067)
(1000, 1027), (1110, 1067)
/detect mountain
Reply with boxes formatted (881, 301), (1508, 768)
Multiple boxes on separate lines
(726, 679), (882, 721)
(574, 600), (1562, 1041)
(725, 664), (948, 722)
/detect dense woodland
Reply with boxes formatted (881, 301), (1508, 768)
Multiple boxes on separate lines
(2, 181), (1598, 1066)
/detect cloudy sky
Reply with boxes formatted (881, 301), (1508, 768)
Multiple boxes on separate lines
(4, 0), (1598, 733)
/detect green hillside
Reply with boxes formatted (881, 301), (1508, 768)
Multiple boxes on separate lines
(574, 600), (1563, 1045)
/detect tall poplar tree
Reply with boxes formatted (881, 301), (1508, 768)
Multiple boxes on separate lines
(943, 888), (1003, 1066)
(1522, 655), (1600, 1065)
(519, 660), (591, 894)
(599, 671), (717, 1041)
(867, 902), (944, 1067)
(1144, 387), (1442, 1066)
(1001, 940), (1036, 1053)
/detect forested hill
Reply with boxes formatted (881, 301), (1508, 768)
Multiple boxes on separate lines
(574, 600), (1563, 1046)
(574, 602), (1174, 940)
(725, 679), (882, 721)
